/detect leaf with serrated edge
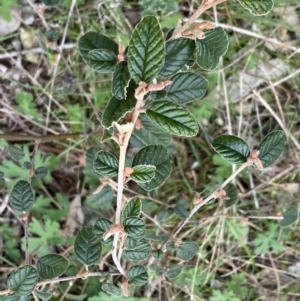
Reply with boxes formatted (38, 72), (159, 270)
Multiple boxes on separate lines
(124, 236), (138, 249)
(279, 206), (298, 228)
(131, 165), (156, 183)
(176, 242), (199, 261)
(159, 38), (195, 78)
(74, 227), (102, 266)
(37, 254), (69, 279)
(127, 265), (148, 286)
(101, 283), (122, 297)
(122, 240), (151, 261)
(132, 145), (172, 191)
(165, 265), (183, 279)
(9, 180), (34, 212)
(123, 217), (146, 239)
(257, 130), (285, 168)
(128, 16), (164, 83)
(87, 49), (117, 73)
(7, 265), (38, 296)
(146, 101), (198, 137)
(238, 0), (273, 16)
(112, 61), (131, 99)
(121, 197), (141, 224)
(165, 72), (208, 104)
(93, 150), (118, 177)
(211, 135), (250, 164)
(93, 217), (113, 244)
(196, 27), (228, 70)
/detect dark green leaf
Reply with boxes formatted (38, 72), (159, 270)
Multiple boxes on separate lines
(124, 236), (138, 249)
(159, 39), (195, 77)
(37, 254), (69, 279)
(34, 291), (52, 301)
(74, 227), (102, 266)
(176, 242), (199, 261)
(127, 265), (148, 286)
(146, 101), (198, 137)
(165, 265), (183, 279)
(193, 186), (206, 194)
(132, 145), (172, 191)
(23, 162), (32, 170)
(0, 171), (4, 178)
(101, 283), (122, 297)
(121, 197), (142, 224)
(152, 249), (164, 260)
(122, 240), (151, 261)
(196, 27), (228, 70)
(112, 61), (131, 100)
(0, 178), (5, 191)
(78, 32), (118, 60)
(85, 147), (100, 175)
(257, 130), (285, 168)
(211, 135), (250, 164)
(166, 241), (175, 251)
(87, 49), (117, 73)
(41, 0), (60, 6)
(238, 0), (273, 16)
(87, 185), (115, 210)
(9, 180), (34, 212)
(3, 295), (29, 301)
(35, 166), (48, 179)
(174, 203), (188, 219)
(279, 206), (298, 228)
(128, 16), (164, 83)
(123, 217), (146, 239)
(93, 151), (118, 177)
(7, 265), (38, 296)
(165, 72), (208, 104)
(130, 115), (171, 147)
(131, 165), (156, 183)
(224, 184), (238, 208)
(93, 217), (113, 244)
(8, 145), (25, 161)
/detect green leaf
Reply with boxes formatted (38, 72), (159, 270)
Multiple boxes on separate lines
(224, 184), (238, 208)
(130, 115), (171, 147)
(3, 295), (30, 301)
(159, 39), (195, 77)
(34, 291), (52, 301)
(112, 61), (131, 100)
(85, 147), (100, 175)
(35, 166), (48, 179)
(93, 218), (113, 244)
(257, 130), (285, 168)
(122, 240), (151, 261)
(146, 101), (198, 136)
(123, 217), (146, 239)
(127, 265), (148, 286)
(101, 283), (122, 297)
(121, 197), (142, 224)
(9, 180), (34, 212)
(166, 241), (175, 251)
(279, 206), (298, 228)
(87, 49), (117, 73)
(78, 32), (118, 60)
(93, 151), (118, 177)
(42, 0), (60, 6)
(23, 162), (32, 170)
(174, 203), (188, 219)
(165, 265), (183, 279)
(128, 16), (164, 83)
(211, 135), (250, 164)
(8, 145), (25, 161)
(132, 145), (172, 191)
(0, 178), (5, 191)
(152, 249), (164, 260)
(131, 165), (156, 183)
(196, 27), (229, 70)
(74, 227), (102, 266)
(86, 185), (115, 210)
(165, 72), (208, 104)
(238, 0), (273, 16)
(124, 237), (138, 250)
(37, 254), (69, 279)
(0, 171), (4, 178)
(7, 265), (38, 295)
(176, 242), (199, 261)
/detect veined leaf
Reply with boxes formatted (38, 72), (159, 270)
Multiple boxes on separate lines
(101, 283), (122, 297)
(34, 291), (52, 301)
(146, 101), (198, 137)
(224, 184), (238, 208)
(131, 165), (156, 183)
(37, 254), (69, 279)
(279, 206), (298, 228)
(128, 16), (164, 83)
(176, 242), (199, 261)
(87, 49), (117, 73)
(35, 166), (48, 179)
(124, 236), (138, 250)
(127, 265), (148, 286)
(257, 130), (285, 168)
(9, 180), (34, 212)
(132, 145), (172, 191)
(93, 217), (113, 244)
(196, 27), (228, 70)
(159, 38), (195, 77)
(165, 72), (208, 104)
(211, 135), (250, 164)
(112, 61), (131, 99)
(165, 265), (183, 279)
(93, 150), (118, 177)
(121, 197), (141, 224)
(8, 145), (25, 161)
(3, 295), (30, 301)
(122, 240), (151, 261)
(238, 0), (273, 16)
(123, 217), (146, 239)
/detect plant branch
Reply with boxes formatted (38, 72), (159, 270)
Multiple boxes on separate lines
(170, 0), (228, 40)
